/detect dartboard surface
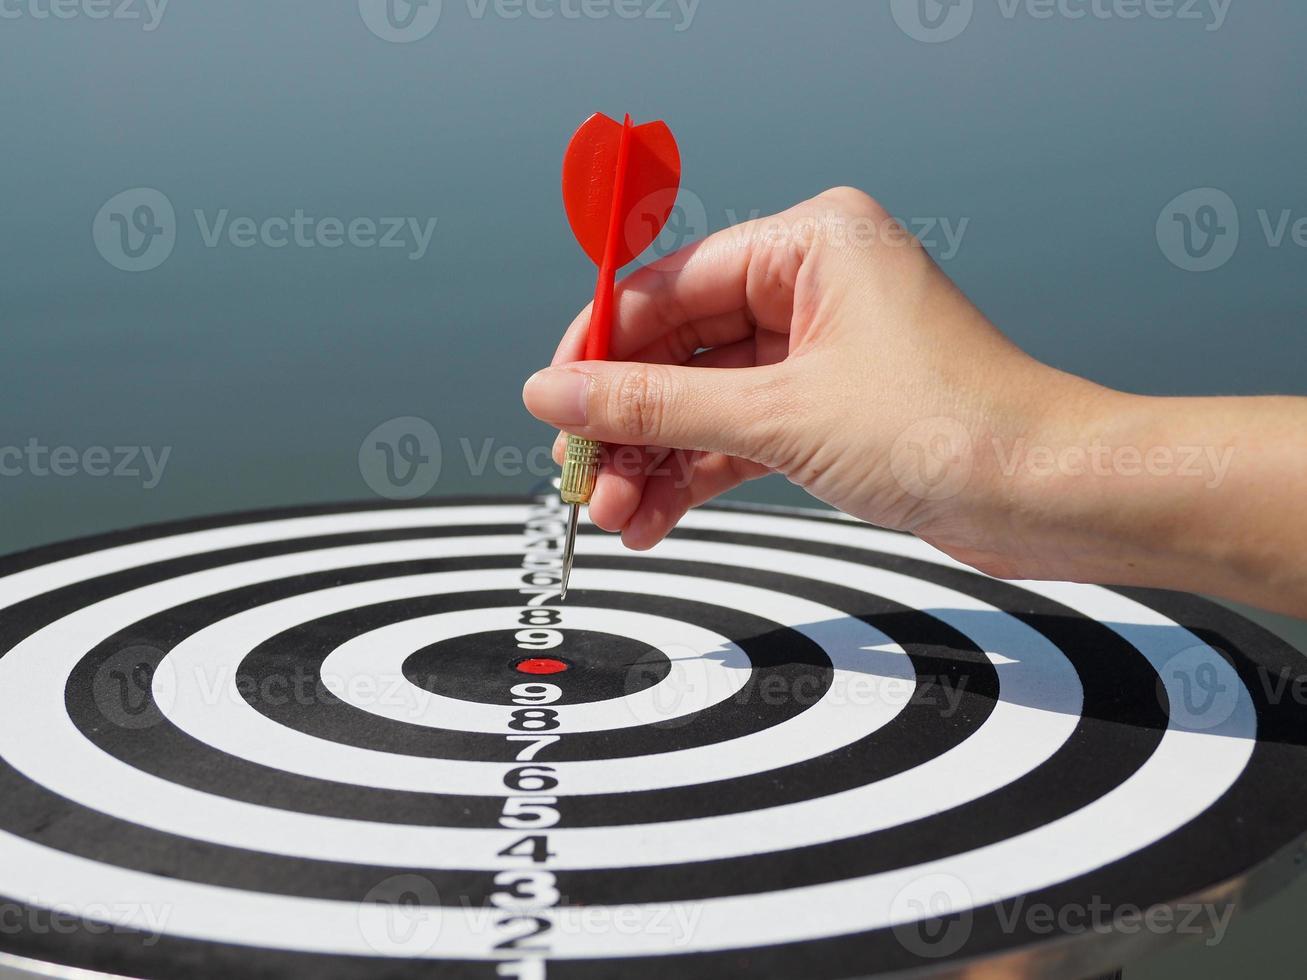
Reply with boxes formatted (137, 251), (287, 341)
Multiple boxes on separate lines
(1, 495), (1305, 979)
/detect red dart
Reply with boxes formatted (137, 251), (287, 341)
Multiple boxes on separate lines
(562, 112), (682, 360)
(557, 113), (682, 598)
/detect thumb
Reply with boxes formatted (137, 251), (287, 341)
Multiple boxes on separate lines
(522, 361), (790, 462)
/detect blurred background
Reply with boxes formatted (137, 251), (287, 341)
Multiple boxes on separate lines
(1, 1), (1304, 976)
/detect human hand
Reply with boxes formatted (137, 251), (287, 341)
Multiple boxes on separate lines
(523, 187), (1307, 615)
(523, 187), (1084, 566)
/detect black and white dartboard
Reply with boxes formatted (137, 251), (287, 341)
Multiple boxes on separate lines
(1, 495), (1305, 979)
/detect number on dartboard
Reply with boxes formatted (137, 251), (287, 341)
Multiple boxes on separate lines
(499, 796), (559, 829)
(494, 915), (551, 952)
(506, 734), (559, 761)
(497, 835), (556, 864)
(511, 683), (560, 705)
(499, 509), (567, 975)
(518, 588), (561, 607)
(509, 708), (560, 732)
(515, 629), (562, 651)
(491, 870), (561, 910)
(505, 766), (559, 793)
(497, 958), (545, 980)
(521, 571), (561, 588)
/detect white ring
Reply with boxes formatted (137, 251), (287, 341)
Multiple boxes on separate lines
(2, 529), (1075, 843)
(319, 606), (750, 732)
(155, 564), (913, 796)
(0, 504), (1255, 961)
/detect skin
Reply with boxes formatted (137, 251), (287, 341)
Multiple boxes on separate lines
(523, 187), (1307, 618)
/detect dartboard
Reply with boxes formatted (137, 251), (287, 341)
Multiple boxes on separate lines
(1, 495), (1305, 980)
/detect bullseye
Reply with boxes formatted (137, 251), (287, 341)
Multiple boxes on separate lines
(516, 657), (568, 675)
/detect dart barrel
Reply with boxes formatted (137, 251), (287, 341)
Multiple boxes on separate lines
(560, 434), (601, 504)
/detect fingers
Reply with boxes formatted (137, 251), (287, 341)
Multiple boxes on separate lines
(684, 336), (758, 369)
(622, 451), (769, 550)
(547, 340), (753, 468)
(549, 432), (767, 546)
(590, 445), (668, 532)
(536, 189), (891, 542)
(550, 341), (758, 532)
(549, 436), (763, 546)
(524, 359), (792, 463)
(626, 311), (753, 367)
(550, 433), (667, 532)
(550, 196), (832, 368)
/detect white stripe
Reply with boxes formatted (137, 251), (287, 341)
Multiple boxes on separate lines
(310, 605), (749, 733)
(0, 504), (1255, 959)
(0, 505), (528, 609)
(157, 564), (914, 796)
(0, 531), (1071, 860)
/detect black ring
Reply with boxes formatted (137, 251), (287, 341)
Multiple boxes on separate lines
(0, 499), (1303, 980)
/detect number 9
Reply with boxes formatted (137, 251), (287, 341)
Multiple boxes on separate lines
(511, 683), (561, 705)
(515, 629), (562, 651)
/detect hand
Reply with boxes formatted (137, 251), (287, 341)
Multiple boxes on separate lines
(523, 186), (1073, 561)
(524, 187), (1307, 616)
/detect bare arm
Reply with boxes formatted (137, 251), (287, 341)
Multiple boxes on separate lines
(523, 187), (1307, 618)
(971, 390), (1307, 615)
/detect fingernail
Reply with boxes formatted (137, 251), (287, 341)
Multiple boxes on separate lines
(523, 368), (589, 426)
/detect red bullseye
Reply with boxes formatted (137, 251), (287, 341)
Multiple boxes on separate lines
(515, 658), (568, 676)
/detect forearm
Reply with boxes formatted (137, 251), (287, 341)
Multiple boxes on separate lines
(994, 388), (1307, 616)
(526, 187), (1305, 619)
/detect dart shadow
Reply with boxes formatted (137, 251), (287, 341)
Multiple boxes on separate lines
(720, 608), (1307, 748)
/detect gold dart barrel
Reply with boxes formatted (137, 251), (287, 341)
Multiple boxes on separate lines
(559, 434), (600, 601)
(560, 434), (601, 505)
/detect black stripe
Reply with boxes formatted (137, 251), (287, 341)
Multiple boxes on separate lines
(0, 522), (528, 657)
(0, 497), (536, 579)
(27, 527), (1159, 911)
(0, 502), (1304, 979)
(60, 543), (994, 829)
(235, 589), (827, 762)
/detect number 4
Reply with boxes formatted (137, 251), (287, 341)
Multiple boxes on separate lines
(497, 835), (556, 864)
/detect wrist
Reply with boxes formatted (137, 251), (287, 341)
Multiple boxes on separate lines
(921, 369), (1153, 585)
(993, 384), (1166, 584)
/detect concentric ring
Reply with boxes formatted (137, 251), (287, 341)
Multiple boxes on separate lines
(0, 496), (1301, 980)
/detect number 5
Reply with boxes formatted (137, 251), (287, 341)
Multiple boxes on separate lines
(499, 796), (559, 829)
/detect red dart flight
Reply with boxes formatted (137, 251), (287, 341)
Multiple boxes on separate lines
(556, 113), (682, 598)
(562, 112), (682, 360)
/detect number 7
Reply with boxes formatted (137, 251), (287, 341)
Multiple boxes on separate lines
(507, 734), (559, 761)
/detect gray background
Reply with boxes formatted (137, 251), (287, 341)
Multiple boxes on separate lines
(1, 0), (1304, 976)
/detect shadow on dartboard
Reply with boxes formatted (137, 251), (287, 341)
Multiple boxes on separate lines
(0, 497), (1304, 980)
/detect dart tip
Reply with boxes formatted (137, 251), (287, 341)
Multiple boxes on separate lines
(561, 503), (580, 602)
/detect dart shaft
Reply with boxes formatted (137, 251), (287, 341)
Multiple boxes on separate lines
(586, 265), (618, 361)
(584, 116), (634, 361)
